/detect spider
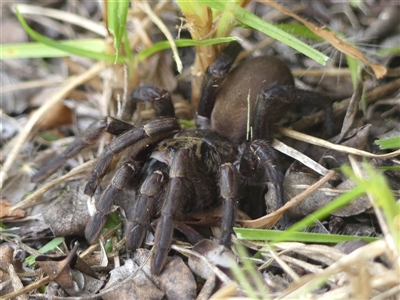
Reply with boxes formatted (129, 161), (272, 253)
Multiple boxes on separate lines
(32, 41), (298, 275)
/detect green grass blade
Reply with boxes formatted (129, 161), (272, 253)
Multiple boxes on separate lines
(374, 136), (400, 150)
(135, 37), (237, 62)
(198, 1), (329, 65)
(377, 45), (400, 55)
(239, 186), (365, 244)
(276, 24), (323, 40)
(234, 228), (378, 243)
(25, 237), (64, 266)
(2, 39), (106, 59)
(107, 0), (129, 62)
(15, 6), (125, 63)
(341, 163), (399, 251)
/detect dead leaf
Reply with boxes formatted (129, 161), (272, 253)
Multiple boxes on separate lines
(134, 249), (197, 300)
(35, 102), (73, 130)
(284, 172), (335, 219)
(0, 199), (25, 219)
(42, 181), (90, 237)
(101, 259), (164, 300)
(189, 239), (236, 279)
(0, 244), (24, 273)
(36, 242), (102, 296)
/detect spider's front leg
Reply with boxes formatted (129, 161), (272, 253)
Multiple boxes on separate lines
(32, 85), (173, 183)
(31, 117), (134, 182)
(152, 148), (192, 274)
(84, 117), (180, 196)
(219, 163), (239, 247)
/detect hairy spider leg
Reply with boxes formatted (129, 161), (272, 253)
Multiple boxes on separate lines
(84, 118), (180, 196)
(218, 163), (239, 247)
(32, 85), (175, 183)
(240, 83), (296, 228)
(196, 41), (243, 129)
(31, 117), (134, 182)
(85, 162), (139, 243)
(125, 170), (165, 251)
(152, 148), (195, 275)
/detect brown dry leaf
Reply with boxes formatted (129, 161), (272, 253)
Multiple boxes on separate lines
(101, 259), (164, 300)
(36, 243), (102, 296)
(189, 240), (236, 279)
(284, 172), (335, 219)
(0, 244), (24, 273)
(134, 249), (197, 300)
(42, 181), (91, 237)
(0, 199), (25, 219)
(260, 0), (387, 79)
(35, 102), (73, 130)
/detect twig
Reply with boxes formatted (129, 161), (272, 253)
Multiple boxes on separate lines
(11, 159), (96, 212)
(279, 127), (400, 159)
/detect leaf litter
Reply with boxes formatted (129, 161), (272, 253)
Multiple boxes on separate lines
(1, 1), (399, 299)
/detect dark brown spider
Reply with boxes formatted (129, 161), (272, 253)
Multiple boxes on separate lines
(32, 41), (299, 275)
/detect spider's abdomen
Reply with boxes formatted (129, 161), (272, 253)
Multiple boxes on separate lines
(211, 56), (294, 144)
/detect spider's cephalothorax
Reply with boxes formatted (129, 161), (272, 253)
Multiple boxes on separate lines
(32, 41), (296, 275)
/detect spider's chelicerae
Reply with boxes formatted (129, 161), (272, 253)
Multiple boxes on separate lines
(33, 41), (299, 275)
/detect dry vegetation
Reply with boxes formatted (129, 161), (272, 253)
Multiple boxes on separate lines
(1, 1), (399, 299)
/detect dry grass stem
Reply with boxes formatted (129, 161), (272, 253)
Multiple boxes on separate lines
(11, 159), (96, 212)
(292, 78), (400, 132)
(170, 244), (233, 285)
(14, 4), (107, 36)
(279, 127), (400, 159)
(137, 2), (182, 73)
(273, 139), (329, 176)
(1, 79), (64, 94)
(0, 62), (106, 187)
(281, 240), (393, 298)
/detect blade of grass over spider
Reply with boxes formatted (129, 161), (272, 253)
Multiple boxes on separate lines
(234, 228), (378, 243)
(107, 0), (129, 63)
(2, 39), (106, 59)
(25, 237), (64, 266)
(198, 1), (329, 65)
(15, 6), (125, 63)
(134, 37), (238, 63)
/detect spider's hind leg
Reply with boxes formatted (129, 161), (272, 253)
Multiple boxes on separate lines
(196, 41), (243, 129)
